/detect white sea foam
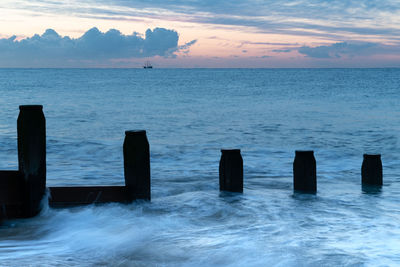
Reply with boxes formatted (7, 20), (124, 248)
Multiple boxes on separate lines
(1, 69), (400, 265)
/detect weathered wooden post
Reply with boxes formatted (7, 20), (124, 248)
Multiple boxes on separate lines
(361, 154), (382, 186)
(293, 150), (316, 193)
(17, 105), (46, 217)
(123, 130), (150, 201)
(219, 149), (243, 193)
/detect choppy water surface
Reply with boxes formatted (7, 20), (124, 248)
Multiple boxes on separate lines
(0, 68), (400, 266)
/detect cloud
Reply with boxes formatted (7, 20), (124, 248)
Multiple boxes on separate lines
(297, 41), (400, 59)
(177, 39), (197, 54)
(0, 27), (196, 66)
(297, 42), (377, 58)
(241, 41), (298, 46)
(12, 0), (400, 41)
(272, 49), (291, 53)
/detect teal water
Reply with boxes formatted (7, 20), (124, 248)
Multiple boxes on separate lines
(0, 69), (399, 266)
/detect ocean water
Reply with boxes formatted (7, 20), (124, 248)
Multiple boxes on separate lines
(0, 68), (399, 266)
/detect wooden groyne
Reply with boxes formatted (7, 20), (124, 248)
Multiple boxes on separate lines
(361, 154), (383, 186)
(293, 150), (317, 193)
(1, 105), (151, 220)
(0, 105), (385, 221)
(0, 170), (24, 218)
(219, 149), (243, 193)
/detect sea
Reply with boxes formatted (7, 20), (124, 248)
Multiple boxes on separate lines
(0, 68), (399, 266)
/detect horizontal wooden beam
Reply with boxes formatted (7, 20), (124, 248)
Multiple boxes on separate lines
(48, 186), (130, 208)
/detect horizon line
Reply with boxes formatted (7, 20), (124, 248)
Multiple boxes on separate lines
(1, 67), (400, 70)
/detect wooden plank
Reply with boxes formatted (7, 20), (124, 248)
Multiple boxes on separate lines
(0, 170), (24, 219)
(0, 171), (23, 204)
(49, 186), (130, 207)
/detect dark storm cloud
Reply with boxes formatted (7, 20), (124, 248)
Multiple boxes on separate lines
(0, 27), (196, 64)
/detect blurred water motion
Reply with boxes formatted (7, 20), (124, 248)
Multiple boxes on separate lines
(0, 68), (400, 266)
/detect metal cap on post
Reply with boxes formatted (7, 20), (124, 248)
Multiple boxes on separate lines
(293, 150), (316, 193)
(17, 105), (46, 217)
(361, 154), (382, 186)
(219, 149), (243, 193)
(123, 130), (151, 201)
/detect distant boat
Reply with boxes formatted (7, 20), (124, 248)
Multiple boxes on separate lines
(143, 61), (153, 69)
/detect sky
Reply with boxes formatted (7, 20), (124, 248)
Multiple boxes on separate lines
(1, 0), (400, 67)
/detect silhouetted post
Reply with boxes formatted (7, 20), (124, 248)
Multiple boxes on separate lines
(17, 105), (46, 217)
(293, 150), (316, 193)
(123, 130), (150, 201)
(361, 154), (382, 186)
(219, 149), (243, 193)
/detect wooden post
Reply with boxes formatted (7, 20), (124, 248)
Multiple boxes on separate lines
(361, 154), (382, 186)
(219, 149), (243, 193)
(123, 130), (150, 201)
(17, 105), (46, 217)
(293, 150), (316, 193)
